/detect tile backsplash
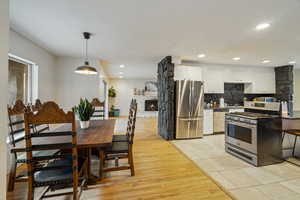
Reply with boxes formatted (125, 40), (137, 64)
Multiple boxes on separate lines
(224, 83), (244, 105)
(204, 93), (223, 104)
(204, 93), (275, 105)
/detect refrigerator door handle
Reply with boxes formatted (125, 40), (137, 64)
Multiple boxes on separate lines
(178, 118), (192, 121)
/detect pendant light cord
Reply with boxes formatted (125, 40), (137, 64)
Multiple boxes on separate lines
(85, 37), (88, 63)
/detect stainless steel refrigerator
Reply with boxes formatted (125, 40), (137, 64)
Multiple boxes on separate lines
(175, 80), (204, 139)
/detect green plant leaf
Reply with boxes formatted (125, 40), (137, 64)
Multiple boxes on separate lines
(75, 98), (95, 121)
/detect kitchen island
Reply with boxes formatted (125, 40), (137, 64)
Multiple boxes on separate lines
(282, 111), (300, 120)
(282, 112), (300, 166)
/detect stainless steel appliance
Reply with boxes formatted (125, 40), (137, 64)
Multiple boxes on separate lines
(175, 80), (204, 139)
(225, 101), (283, 166)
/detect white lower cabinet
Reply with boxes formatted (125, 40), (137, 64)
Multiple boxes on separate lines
(203, 109), (214, 135)
(213, 111), (226, 133)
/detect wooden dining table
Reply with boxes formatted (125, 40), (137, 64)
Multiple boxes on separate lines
(12, 119), (116, 183)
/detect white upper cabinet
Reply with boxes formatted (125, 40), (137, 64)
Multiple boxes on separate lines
(203, 67), (224, 93)
(252, 71), (275, 93)
(174, 64), (275, 94)
(174, 65), (203, 81)
(223, 68), (252, 83)
(244, 69), (275, 94)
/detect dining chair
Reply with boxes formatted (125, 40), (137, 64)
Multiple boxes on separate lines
(112, 99), (137, 142)
(99, 99), (137, 178)
(31, 99), (42, 112)
(7, 100), (57, 191)
(24, 101), (88, 200)
(31, 99), (50, 134)
(91, 98), (105, 120)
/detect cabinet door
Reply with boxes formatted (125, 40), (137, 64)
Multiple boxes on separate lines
(251, 70), (275, 93)
(213, 112), (225, 133)
(203, 69), (224, 93)
(204, 80), (224, 93)
(174, 65), (203, 81)
(203, 110), (214, 135)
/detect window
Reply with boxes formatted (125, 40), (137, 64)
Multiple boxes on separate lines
(8, 54), (38, 105)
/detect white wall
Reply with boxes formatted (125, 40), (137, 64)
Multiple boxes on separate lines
(0, 0), (8, 198)
(55, 57), (103, 111)
(9, 30), (57, 101)
(109, 79), (157, 116)
(294, 69), (300, 111)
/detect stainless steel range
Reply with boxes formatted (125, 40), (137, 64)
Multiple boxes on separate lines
(225, 101), (283, 166)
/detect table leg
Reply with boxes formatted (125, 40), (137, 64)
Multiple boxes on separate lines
(87, 147), (91, 178)
(293, 136), (298, 157)
(87, 147), (98, 185)
(99, 149), (104, 180)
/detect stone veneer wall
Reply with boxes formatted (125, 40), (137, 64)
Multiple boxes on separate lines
(157, 56), (175, 140)
(275, 65), (294, 113)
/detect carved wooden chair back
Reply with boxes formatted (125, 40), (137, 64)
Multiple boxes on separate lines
(126, 99), (137, 145)
(91, 98), (105, 119)
(7, 100), (31, 147)
(24, 101), (82, 200)
(31, 99), (50, 133)
(31, 99), (42, 112)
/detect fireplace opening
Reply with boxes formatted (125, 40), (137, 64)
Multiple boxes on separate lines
(145, 100), (158, 111)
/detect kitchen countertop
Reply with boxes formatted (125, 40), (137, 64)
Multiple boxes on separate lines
(282, 111), (300, 120)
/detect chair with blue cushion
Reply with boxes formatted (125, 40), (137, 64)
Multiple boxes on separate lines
(24, 101), (88, 200)
(31, 99), (50, 133)
(7, 100), (57, 192)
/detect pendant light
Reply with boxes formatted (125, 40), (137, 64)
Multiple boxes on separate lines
(74, 32), (98, 75)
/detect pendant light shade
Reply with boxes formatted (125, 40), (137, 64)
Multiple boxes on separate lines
(74, 32), (98, 75)
(75, 61), (98, 75)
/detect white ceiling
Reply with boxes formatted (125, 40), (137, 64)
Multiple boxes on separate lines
(10, 0), (300, 79)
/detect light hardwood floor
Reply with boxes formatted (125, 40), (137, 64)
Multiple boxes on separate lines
(7, 118), (232, 200)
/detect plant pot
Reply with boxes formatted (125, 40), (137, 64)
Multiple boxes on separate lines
(113, 109), (120, 117)
(79, 120), (90, 129)
(109, 111), (114, 117)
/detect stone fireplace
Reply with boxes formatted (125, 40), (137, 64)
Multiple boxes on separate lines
(145, 99), (158, 111)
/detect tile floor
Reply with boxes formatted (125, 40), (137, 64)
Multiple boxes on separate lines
(172, 135), (300, 200)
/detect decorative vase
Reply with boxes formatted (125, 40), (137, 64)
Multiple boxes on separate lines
(80, 120), (90, 129)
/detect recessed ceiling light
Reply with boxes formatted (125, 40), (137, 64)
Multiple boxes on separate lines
(119, 72), (123, 74)
(288, 61), (296, 64)
(120, 64), (125, 68)
(233, 57), (241, 61)
(256, 23), (270, 30)
(197, 54), (206, 58)
(262, 60), (271, 63)
(119, 75), (123, 78)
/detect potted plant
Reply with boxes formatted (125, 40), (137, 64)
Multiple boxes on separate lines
(108, 87), (116, 98)
(109, 105), (120, 117)
(74, 98), (95, 129)
(109, 105), (115, 117)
